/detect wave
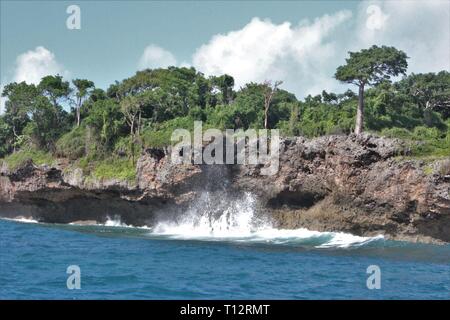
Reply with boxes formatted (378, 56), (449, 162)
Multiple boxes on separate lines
(1, 193), (385, 249)
(69, 216), (151, 229)
(2, 217), (39, 224)
(151, 192), (384, 248)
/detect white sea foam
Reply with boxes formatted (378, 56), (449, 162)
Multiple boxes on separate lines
(0, 192), (384, 249)
(152, 192), (384, 248)
(102, 216), (151, 229)
(2, 217), (39, 224)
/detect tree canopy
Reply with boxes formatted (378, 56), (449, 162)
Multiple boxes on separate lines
(0, 46), (449, 169)
(335, 45), (409, 134)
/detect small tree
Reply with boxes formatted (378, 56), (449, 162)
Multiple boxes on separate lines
(1, 82), (38, 151)
(335, 45), (408, 134)
(38, 75), (71, 108)
(120, 94), (147, 163)
(72, 79), (94, 126)
(263, 80), (283, 129)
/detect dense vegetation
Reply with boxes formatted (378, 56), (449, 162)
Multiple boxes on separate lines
(1, 45), (449, 180)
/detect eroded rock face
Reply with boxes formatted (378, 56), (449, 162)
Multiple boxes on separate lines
(0, 148), (202, 225)
(233, 134), (450, 244)
(0, 134), (449, 244)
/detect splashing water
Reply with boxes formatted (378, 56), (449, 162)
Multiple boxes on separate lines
(151, 191), (384, 248)
(1, 189), (384, 249)
(153, 192), (265, 238)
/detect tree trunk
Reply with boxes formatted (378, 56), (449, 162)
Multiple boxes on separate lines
(76, 97), (81, 127)
(355, 84), (365, 135)
(76, 107), (81, 127)
(137, 111), (141, 136)
(264, 107), (269, 129)
(12, 125), (17, 153)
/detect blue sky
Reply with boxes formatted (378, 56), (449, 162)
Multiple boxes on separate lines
(1, 0), (449, 111)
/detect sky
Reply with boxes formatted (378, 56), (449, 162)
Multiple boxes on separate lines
(1, 0), (449, 113)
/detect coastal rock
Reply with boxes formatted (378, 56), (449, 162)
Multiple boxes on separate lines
(0, 134), (449, 244)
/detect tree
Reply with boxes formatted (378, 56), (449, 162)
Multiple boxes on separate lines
(398, 71), (450, 119)
(262, 80), (283, 129)
(38, 75), (71, 108)
(211, 74), (235, 105)
(24, 96), (67, 150)
(335, 45), (408, 134)
(72, 79), (94, 126)
(120, 94), (149, 162)
(85, 99), (124, 148)
(1, 82), (39, 151)
(0, 116), (13, 157)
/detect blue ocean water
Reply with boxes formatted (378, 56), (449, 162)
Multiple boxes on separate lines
(0, 218), (449, 299)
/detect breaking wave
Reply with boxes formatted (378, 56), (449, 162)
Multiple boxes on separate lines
(151, 192), (384, 248)
(2, 217), (39, 224)
(2, 193), (384, 249)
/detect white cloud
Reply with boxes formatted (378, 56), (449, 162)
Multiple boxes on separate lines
(138, 44), (177, 70)
(192, 12), (352, 97)
(192, 0), (449, 98)
(13, 46), (68, 84)
(355, 0), (450, 74)
(0, 83), (5, 114)
(0, 46), (68, 114)
(365, 4), (389, 31)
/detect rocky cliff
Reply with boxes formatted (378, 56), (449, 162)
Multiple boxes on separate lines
(1, 134), (449, 244)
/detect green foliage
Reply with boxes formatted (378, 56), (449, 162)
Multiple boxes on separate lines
(92, 158), (136, 182)
(380, 127), (412, 139)
(289, 95), (355, 137)
(73, 151), (136, 182)
(0, 51), (448, 164)
(335, 45), (408, 86)
(72, 79), (94, 99)
(335, 45), (409, 133)
(84, 98), (125, 149)
(0, 116), (12, 157)
(1, 82), (38, 150)
(113, 136), (134, 157)
(381, 125), (450, 158)
(38, 75), (71, 107)
(141, 116), (194, 148)
(55, 126), (87, 159)
(24, 96), (69, 150)
(72, 78), (95, 126)
(438, 159), (450, 176)
(397, 71), (450, 119)
(2, 148), (54, 171)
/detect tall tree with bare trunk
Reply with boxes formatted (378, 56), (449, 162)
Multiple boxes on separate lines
(263, 80), (283, 129)
(72, 79), (94, 127)
(335, 45), (408, 134)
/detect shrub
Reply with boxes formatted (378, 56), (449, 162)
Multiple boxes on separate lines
(92, 158), (136, 182)
(113, 136), (135, 157)
(380, 127), (412, 139)
(438, 159), (450, 176)
(55, 127), (87, 159)
(141, 116), (194, 148)
(3, 148), (54, 170)
(412, 126), (441, 141)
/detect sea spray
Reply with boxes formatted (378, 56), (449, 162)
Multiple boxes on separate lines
(151, 190), (384, 248)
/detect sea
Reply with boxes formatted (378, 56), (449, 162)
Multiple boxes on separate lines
(0, 191), (449, 299)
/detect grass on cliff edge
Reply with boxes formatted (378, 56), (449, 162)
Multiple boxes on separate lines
(0, 149), (136, 183)
(380, 126), (450, 159)
(77, 156), (136, 182)
(1, 149), (54, 170)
